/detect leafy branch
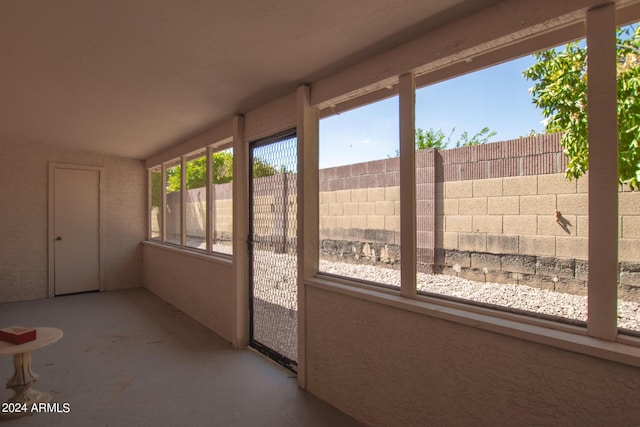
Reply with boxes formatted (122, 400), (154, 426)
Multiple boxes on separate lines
(523, 24), (640, 189)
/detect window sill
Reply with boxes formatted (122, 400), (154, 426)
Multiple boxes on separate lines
(305, 276), (640, 368)
(143, 240), (232, 266)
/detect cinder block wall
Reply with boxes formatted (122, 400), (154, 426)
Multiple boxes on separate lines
(165, 182), (233, 242)
(162, 174), (296, 250)
(316, 133), (640, 300)
(439, 174), (640, 297)
(158, 134), (640, 299)
(435, 134), (640, 300)
(319, 157), (401, 265)
(439, 174), (588, 285)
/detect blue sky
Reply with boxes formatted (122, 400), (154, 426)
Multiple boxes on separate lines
(319, 54), (546, 169)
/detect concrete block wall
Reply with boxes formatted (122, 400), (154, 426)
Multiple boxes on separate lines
(417, 149), (437, 272)
(315, 135), (572, 271)
(251, 173), (297, 249)
(319, 187), (401, 240)
(316, 132), (639, 300)
(185, 187), (207, 238)
(157, 133), (640, 298)
(319, 157), (401, 265)
(437, 174), (594, 295)
(435, 134), (640, 300)
(440, 174), (591, 257)
(212, 199), (233, 241)
(164, 182), (233, 243)
(163, 173), (296, 252)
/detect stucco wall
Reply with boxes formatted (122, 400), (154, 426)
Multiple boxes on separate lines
(142, 243), (233, 341)
(305, 286), (640, 426)
(0, 138), (146, 303)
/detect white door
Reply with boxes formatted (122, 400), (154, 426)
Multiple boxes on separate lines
(53, 167), (100, 295)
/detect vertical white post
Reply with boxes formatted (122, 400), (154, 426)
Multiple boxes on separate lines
(147, 169), (152, 240)
(232, 115), (250, 349)
(206, 146), (213, 253)
(180, 156), (187, 247)
(161, 164), (167, 243)
(399, 73), (417, 298)
(297, 85), (319, 389)
(587, 3), (618, 340)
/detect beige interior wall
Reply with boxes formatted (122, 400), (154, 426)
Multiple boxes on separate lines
(0, 137), (145, 303)
(142, 243), (233, 341)
(305, 286), (640, 426)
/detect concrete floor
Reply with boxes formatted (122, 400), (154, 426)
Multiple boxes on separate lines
(0, 288), (360, 427)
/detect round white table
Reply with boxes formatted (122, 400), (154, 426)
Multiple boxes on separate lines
(0, 327), (63, 417)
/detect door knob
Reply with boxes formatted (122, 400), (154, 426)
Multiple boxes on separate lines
(55, 236), (62, 241)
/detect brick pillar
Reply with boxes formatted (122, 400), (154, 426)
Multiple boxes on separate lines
(416, 148), (436, 273)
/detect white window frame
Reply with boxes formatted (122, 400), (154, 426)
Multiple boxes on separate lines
(300, 3), (640, 377)
(146, 142), (235, 259)
(147, 166), (163, 242)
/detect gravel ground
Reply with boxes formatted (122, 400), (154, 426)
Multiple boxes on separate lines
(251, 250), (640, 331)
(322, 260), (640, 331)
(186, 238), (232, 255)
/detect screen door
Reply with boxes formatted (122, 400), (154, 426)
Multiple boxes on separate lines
(249, 130), (298, 372)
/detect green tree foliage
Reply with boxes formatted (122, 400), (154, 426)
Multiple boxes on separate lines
(212, 151), (234, 184)
(166, 164), (182, 193)
(150, 170), (162, 208)
(454, 126), (497, 147)
(166, 152), (233, 192)
(253, 158), (280, 177)
(165, 151), (279, 192)
(519, 129), (541, 138)
(523, 25), (640, 189)
(415, 128), (453, 150)
(413, 126), (497, 152)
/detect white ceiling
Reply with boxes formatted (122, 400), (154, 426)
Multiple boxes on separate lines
(0, 0), (500, 160)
